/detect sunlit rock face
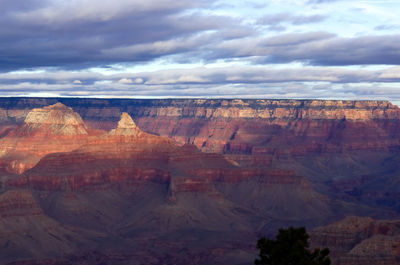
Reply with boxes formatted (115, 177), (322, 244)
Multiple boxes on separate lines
(0, 103), (90, 174)
(23, 102), (88, 135)
(108, 112), (141, 136)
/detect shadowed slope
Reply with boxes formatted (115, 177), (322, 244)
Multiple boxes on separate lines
(0, 189), (108, 264)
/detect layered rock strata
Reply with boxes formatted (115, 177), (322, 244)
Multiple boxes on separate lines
(0, 103), (90, 174)
(311, 216), (400, 265)
(0, 100), (399, 265)
(1, 98), (399, 155)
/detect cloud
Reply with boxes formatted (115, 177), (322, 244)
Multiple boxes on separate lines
(0, 0), (48, 12)
(258, 13), (326, 26)
(1, 65), (400, 101)
(208, 32), (400, 66)
(118, 78), (133, 84)
(0, 0), (398, 72)
(0, 65), (398, 87)
(0, 0), (235, 71)
(375, 25), (400, 31)
(118, 77), (145, 84)
(3, 81), (400, 102)
(307, 0), (340, 4)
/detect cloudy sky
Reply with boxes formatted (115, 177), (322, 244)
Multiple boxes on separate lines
(1, 0), (400, 102)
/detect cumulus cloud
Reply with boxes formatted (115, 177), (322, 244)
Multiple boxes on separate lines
(118, 78), (133, 84)
(118, 78), (144, 84)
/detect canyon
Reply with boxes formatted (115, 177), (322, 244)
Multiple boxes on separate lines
(0, 98), (399, 265)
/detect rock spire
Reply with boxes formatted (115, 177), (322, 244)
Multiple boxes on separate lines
(109, 112), (142, 136)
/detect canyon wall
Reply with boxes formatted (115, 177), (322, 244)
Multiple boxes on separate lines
(2, 98), (400, 207)
(0, 98), (400, 265)
(1, 98), (400, 154)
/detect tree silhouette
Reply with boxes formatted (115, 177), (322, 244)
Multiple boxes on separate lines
(255, 227), (331, 265)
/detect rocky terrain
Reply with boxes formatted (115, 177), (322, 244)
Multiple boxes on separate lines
(311, 216), (400, 265)
(0, 98), (399, 264)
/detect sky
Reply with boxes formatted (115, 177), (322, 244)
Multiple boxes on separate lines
(1, 0), (400, 102)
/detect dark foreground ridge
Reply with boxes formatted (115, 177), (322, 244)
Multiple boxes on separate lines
(0, 98), (399, 265)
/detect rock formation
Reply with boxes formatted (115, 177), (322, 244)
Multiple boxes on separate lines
(22, 102), (88, 136)
(0, 99), (399, 264)
(311, 216), (400, 265)
(108, 112), (141, 137)
(0, 103), (90, 174)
